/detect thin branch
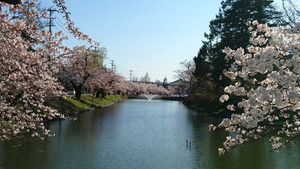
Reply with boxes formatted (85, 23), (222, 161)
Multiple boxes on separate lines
(282, 0), (296, 25)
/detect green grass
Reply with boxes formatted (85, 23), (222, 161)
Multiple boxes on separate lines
(81, 94), (124, 106)
(46, 94), (126, 115)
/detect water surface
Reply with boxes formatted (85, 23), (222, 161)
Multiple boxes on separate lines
(0, 100), (299, 169)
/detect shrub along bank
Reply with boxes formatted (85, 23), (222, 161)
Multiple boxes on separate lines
(183, 93), (229, 117)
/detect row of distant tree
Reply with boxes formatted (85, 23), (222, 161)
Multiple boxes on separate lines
(57, 45), (173, 99)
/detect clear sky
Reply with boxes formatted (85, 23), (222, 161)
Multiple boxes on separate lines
(42, 0), (222, 82)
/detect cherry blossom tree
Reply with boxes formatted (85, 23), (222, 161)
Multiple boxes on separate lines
(88, 69), (123, 98)
(0, 1), (66, 140)
(211, 20), (300, 155)
(120, 81), (140, 95)
(59, 46), (105, 99)
(174, 60), (195, 83)
(112, 81), (172, 96)
(0, 0), (98, 140)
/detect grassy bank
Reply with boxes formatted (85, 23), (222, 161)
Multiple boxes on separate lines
(46, 94), (126, 115)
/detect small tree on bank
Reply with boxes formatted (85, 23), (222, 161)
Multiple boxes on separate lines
(60, 46), (105, 99)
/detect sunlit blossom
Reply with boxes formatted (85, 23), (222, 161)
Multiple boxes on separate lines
(214, 21), (300, 155)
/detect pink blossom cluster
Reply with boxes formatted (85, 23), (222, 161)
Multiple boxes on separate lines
(88, 69), (123, 94)
(211, 21), (300, 155)
(116, 82), (171, 95)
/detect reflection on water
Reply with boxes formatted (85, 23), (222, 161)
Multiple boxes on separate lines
(0, 100), (300, 169)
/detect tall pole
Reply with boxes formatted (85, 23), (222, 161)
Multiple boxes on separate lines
(47, 8), (57, 34)
(111, 60), (115, 71)
(129, 70), (133, 81)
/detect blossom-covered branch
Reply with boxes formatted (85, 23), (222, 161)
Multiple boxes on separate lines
(211, 20), (300, 155)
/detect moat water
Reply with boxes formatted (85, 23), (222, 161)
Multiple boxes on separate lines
(0, 100), (299, 169)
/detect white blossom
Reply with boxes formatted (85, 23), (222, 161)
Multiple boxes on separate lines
(219, 94), (229, 103)
(213, 21), (300, 154)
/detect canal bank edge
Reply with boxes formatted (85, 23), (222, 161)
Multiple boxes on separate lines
(46, 94), (127, 117)
(183, 100), (230, 118)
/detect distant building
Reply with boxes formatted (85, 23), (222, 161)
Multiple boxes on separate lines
(168, 79), (189, 95)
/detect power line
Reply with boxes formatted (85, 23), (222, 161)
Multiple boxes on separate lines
(54, 18), (82, 46)
(40, 0), (52, 7)
(40, 1), (84, 47)
(55, 14), (80, 42)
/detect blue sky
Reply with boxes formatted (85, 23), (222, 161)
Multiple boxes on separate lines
(42, 0), (222, 82)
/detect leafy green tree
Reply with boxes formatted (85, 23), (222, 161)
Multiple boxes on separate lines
(192, 43), (214, 93)
(193, 0), (282, 95)
(193, 43), (211, 80)
(162, 77), (168, 88)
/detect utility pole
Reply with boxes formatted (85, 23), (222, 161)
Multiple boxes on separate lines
(94, 46), (99, 52)
(111, 60), (116, 71)
(129, 70), (133, 81)
(47, 8), (57, 34)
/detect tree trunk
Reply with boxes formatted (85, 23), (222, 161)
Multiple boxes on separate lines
(99, 89), (106, 98)
(73, 83), (83, 99)
(95, 90), (101, 98)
